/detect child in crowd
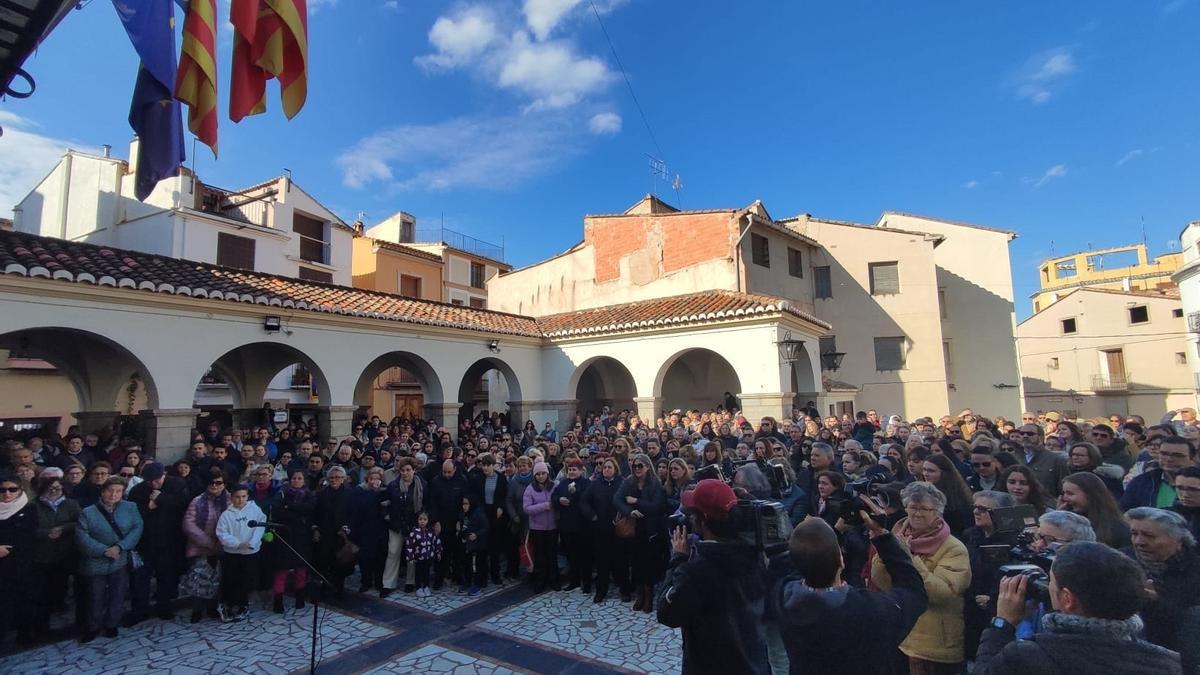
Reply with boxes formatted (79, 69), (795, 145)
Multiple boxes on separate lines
(404, 511), (442, 597)
(215, 485), (266, 622)
(457, 495), (489, 596)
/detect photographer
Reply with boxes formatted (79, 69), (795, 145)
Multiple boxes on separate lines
(656, 479), (769, 675)
(770, 506), (927, 674)
(975, 542), (1181, 675)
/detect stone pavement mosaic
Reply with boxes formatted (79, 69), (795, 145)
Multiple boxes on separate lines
(0, 606), (393, 675)
(345, 570), (510, 616)
(361, 643), (524, 674)
(476, 590), (682, 674)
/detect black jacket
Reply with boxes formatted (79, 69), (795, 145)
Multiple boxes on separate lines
(974, 619), (1180, 675)
(468, 471), (508, 518)
(769, 532), (928, 675)
(657, 541), (770, 675)
(551, 475), (591, 533)
(580, 474), (621, 532)
(1122, 544), (1200, 670)
(128, 476), (189, 565)
(427, 472), (470, 525)
(268, 487), (315, 570)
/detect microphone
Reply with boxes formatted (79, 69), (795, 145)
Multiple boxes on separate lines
(248, 520), (286, 528)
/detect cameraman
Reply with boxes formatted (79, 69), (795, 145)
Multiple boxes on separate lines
(769, 508), (928, 674)
(656, 479), (769, 675)
(975, 542), (1181, 675)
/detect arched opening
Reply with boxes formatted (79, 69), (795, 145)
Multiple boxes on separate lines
(193, 342), (330, 433)
(655, 348), (742, 413)
(570, 356), (637, 417)
(354, 351), (444, 423)
(0, 327), (159, 437)
(791, 346), (819, 410)
(457, 357), (523, 426)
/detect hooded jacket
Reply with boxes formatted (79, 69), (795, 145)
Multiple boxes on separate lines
(657, 541), (770, 675)
(770, 532), (928, 675)
(216, 501), (267, 555)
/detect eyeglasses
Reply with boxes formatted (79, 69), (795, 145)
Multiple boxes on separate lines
(970, 461), (992, 468)
(972, 505), (992, 514)
(632, 463), (647, 469)
(907, 506), (938, 514)
(1018, 431), (1038, 437)
(0, 487), (21, 493)
(1159, 451), (1191, 460)
(1036, 533), (1064, 545)
(1090, 432), (1110, 439)
(209, 480), (224, 485)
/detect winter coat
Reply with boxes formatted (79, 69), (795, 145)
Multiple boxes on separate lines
(580, 474), (622, 533)
(614, 476), (667, 537)
(657, 541), (771, 675)
(384, 477), (424, 534)
(348, 487), (389, 560)
(77, 501), (144, 577)
(1122, 544), (1200, 670)
(551, 476), (591, 533)
(244, 479), (283, 512)
(267, 487), (315, 570)
(770, 533), (928, 675)
(871, 533), (971, 664)
(973, 616), (1180, 675)
(506, 472), (534, 525)
(469, 470), (509, 518)
(1016, 448), (1070, 497)
(33, 497), (81, 566)
(314, 484), (353, 541)
(457, 504), (490, 552)
(427, 472), (470, 526)
(216, 502), (267, 554)
(523, 482), (557, 531)
(182, 492), (227, 558)
(128, 476), (188, 566)
(0, 500), (37, 589)
(1100, 437), (1135, 472)
(1121, 468), (1173, 511)
(404, 525), (442, 562)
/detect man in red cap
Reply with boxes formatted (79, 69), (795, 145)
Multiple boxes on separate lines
(656, 479), (770, 675)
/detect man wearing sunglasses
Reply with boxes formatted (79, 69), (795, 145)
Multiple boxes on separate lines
(1014, 425), (1069, 497)
(1089, 424), (1133, 473)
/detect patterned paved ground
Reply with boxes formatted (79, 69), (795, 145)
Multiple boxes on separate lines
(0, 579), (683, 675)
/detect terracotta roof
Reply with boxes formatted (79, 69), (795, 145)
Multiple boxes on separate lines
(362, 237), (444, 264)
(0, 229), (540, 337)
(536, 289), (831, 338)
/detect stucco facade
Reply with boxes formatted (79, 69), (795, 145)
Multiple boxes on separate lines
(1171, 220), (1200, 411)
(1017, 288), (1192, 420)
(1032, 244), (1182, 314)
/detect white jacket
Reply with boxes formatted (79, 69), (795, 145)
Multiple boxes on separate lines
(216, 501), (267, 555)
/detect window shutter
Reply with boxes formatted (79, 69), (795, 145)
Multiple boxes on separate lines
(870, 262), (900, 295)
(216, 232), (255, 270)
(874, 337), (905, 371)
(815, 266), (832, 299)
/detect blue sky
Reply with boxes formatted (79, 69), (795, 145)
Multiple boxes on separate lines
(2, 1), (1199, 319)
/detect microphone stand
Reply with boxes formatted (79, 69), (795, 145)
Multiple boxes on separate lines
(263, 526), (332, 675)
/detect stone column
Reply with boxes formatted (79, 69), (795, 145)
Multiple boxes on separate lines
(738, 392), (794, 426)
(73, 410), (121, 436)
(634, 396), (662, 426)
(139, 408), (200, 464)
(316, 405), (359, 445)
(423, 402), (462, 434)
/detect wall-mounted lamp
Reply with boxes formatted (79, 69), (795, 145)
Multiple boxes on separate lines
(778, 331), (805, 363)
(820, 351), (846, 372)
(488, 339), (501, 354)
(264, 316), (282, 333)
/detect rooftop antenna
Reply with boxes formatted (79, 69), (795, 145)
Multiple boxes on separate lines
(647, 154), (668, 197)
(671, 173), (684, 208)
(1140, 215), (1148, 252)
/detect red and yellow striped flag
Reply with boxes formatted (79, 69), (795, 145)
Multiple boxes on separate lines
(175, 0), (219, 156)
(230, 0), (308, 123)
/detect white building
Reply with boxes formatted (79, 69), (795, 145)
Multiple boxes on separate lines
(1172, 220), (1200, 410)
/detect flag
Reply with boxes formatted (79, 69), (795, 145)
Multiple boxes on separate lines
(112, 0), (186, 201)
(175, 0), (219, 156)
(230, 0), (308, 122)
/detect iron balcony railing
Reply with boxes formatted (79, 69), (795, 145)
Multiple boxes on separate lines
(415, 226), (504, 262)
(1092, 373), (1130, 392)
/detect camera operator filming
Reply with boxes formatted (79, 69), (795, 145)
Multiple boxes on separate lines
(656, 479), (770, 675)
(975, 542), (1182, 675)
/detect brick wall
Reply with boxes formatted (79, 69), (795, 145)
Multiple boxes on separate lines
(586, 212), (733, 283)
(662, 214), (734, 274)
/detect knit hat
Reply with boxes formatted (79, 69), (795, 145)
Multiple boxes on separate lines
(533, 461), (549, 475)
(141, 462), (166, 482)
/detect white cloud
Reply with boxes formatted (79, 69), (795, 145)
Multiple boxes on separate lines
(588, 112), (622, 135)
(415, 4), (615, 110)
(1115, 148), (1144, 167)
(963, 179), (979, 189)
(1164, 0), (1189, 14)
(416, 7), (500, 71)
(0, 111), (96, 214)
(1015, 47), (1077, 105)
(336, 112), (583, 191)
(309, 0), (338, 12)
(1034, 163), (1068, 188)
(524, 0), (582, 40)
(382, 0), (399, 10)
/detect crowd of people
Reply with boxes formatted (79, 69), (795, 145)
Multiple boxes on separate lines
(0, 404), (1198, 674)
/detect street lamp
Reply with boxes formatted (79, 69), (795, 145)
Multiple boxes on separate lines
(779, 332), (806, 363)
(820, 351), (846, 372)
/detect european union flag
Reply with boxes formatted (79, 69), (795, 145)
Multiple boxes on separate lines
(113, 0), (186, 201)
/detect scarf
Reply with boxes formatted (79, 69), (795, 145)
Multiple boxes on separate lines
(284, 484), (309, 501)
(0, 492), (28, 519)
(894, 517), (951, 557)
(41, 494), (66, 511)
(1134, 546), (1184, 580)
(1041, 612), (1143, 641)
(194, 490), (229, 529)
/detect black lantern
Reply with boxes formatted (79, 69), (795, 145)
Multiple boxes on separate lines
(779, 332), (806, 363)
(820, 351), (846, 372)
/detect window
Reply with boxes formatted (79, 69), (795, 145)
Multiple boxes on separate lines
(400, 220), (414, 243)
(943, 340), (953, 383)
(874, 337), (906, 371)
(1049, 357), (1060, 369)
(298, 267), (332, 283)
(938, 288), (947, 319)
(469, 297), (486, 309)
(470, 262), (486, 289)
(451, 298), (464, 306)
(293, 212), (328, 264)
(1177, 352), (1188, 365)
(869, 261), (900, 295)
(1061, 318), (1077, 334)
(819, 336), (837, 355)
(216, 232), (255, 270)
(1173, 308), (1184, 318)
(1129, 305), (1149, 324)
(750, 233), (770, 267)
(787, 248), (803, 278)
(400, 274), (422, 299)
(814, 266), (832, 299)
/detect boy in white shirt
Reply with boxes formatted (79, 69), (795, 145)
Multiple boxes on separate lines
(216, 485), (266, 622)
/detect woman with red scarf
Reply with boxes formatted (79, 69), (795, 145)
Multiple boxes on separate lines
(871, 481), (971, 675)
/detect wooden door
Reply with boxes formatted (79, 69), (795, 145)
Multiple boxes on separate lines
(1106, 350), (1127, 385)
(394, 394), (424, 420)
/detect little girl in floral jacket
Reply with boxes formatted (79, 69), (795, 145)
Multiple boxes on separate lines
(403, 512), (442, 597)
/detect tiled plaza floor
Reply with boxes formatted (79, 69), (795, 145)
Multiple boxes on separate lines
(0, 579), (683, 675)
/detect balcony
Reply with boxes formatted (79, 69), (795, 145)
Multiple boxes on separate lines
(415, 226), (504, 262)
(197, 184), (275, 228)
(1092, 373), (1130, 393)
(1193, 371), (1200, 394)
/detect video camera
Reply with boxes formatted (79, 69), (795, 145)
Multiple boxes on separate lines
(979, 518), (1055, 604)
(840, 474), (893, 528)
(668, 498), (790, 556)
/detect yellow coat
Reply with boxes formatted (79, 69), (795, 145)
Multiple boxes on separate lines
(871, 534), (972, 664)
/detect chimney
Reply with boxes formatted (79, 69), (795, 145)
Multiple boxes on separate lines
(352, 219), (364, 235)
(127, 137), (140, 175)
(101, 144), (112, 158)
